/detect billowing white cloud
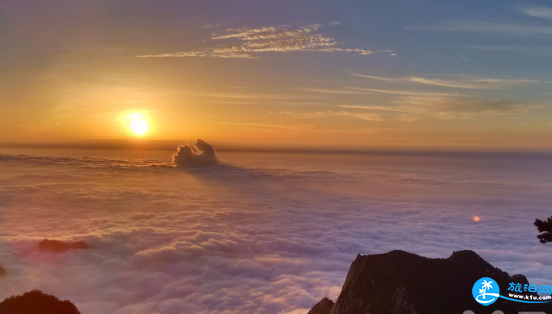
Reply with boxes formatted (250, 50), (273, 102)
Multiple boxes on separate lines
(172, 139), (219, 167)
(0, 151), (551, 314)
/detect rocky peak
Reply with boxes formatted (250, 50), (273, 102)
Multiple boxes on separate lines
(308, 297), (335, 314)
(308, 250), (550, 314)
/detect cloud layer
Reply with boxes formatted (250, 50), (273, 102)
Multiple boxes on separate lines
(137, 24), (392, 58)
(0, 151), (551, 314)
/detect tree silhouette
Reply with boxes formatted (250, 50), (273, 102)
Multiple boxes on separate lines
(534, 216), (552, 243)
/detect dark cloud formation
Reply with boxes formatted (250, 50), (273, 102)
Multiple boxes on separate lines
(171, 139), (219, 167)
(535, 216), (552, 243)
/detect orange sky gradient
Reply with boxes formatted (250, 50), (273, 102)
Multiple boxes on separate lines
(1, 1), (552, 151)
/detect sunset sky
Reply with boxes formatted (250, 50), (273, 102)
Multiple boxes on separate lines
(1, 0), (552, 149)
(1, 3), (552, 313)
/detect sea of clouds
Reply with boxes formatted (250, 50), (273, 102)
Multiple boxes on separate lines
(0, 148), (551, 314)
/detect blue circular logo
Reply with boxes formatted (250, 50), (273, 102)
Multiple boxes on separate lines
(472, 277), (500, 306)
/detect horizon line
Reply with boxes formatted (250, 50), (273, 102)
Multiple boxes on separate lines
(1, 141), (552, 158)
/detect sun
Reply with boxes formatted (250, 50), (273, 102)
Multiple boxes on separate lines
(128, 113), (149, 136)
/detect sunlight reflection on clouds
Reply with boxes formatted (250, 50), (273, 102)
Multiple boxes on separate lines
(0, 152), (551, 314)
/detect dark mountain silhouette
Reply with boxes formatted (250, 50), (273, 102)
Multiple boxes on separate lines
(38, 239), (88, 252)
(310, 250), (551, 314)
(0, 264), (5, 277)
(0, 290), (81, 314)
(308, 297), (334, 314)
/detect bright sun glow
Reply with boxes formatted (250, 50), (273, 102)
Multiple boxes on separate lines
(128, 113), (149, 136)
(473, 215), (481, 222)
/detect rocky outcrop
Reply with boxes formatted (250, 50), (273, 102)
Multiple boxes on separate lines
(310, 250), (551, 314)
(308, 297), (334, 314)
(38, 239), (88, 252)
(0, 290), (81, 314)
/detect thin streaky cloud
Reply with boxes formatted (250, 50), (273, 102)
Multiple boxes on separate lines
(471, 78), (544, 84)
(340, 105), (412, 113)
(300, 88), (374, 95)
(344, 86), (460, 97)
(136, 24), (392, 58)
(521, 6), (552, 20)
(436, 44), (552, 53)
(410, 77), (543, 89)
(202, 100), (259, 106)
(352, 73), (545, 89)
(216, 122), (312, 131)
(136, 50), (256, 59)
(179, 91), (318, 100)
(395, 96), (533, 118)
(282, 110), (382, 121)
(354, 74), (487, 89)
(211, 24), (323, 40)
(199, 24), (221, 29)
(409, 77), (493, 89)
(350, 74), (396, 82)
(339, 97), (533, 120)
(204, 100), (324, 107)
(407, 20), (552, 37)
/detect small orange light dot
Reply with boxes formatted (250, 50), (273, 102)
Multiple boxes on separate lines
(473, 216), (481, 222)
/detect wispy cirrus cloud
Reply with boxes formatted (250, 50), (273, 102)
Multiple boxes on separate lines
(521, 6), (552, 20)
(216, 122), (313, 131)
(179, 91), (316, 101)
(282, 110), (383, 121)
(351, 73), (545, 89)
(294, 71), (539, 122)
(137, 24), (393, 58)
(436, 44), (552, 54)
(299, 88), (374, 95)
(407, 20), (552, 37)
(343, 86), (460, 97)
(341, 97), (532, 119)
(284, 97), (530, 123)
